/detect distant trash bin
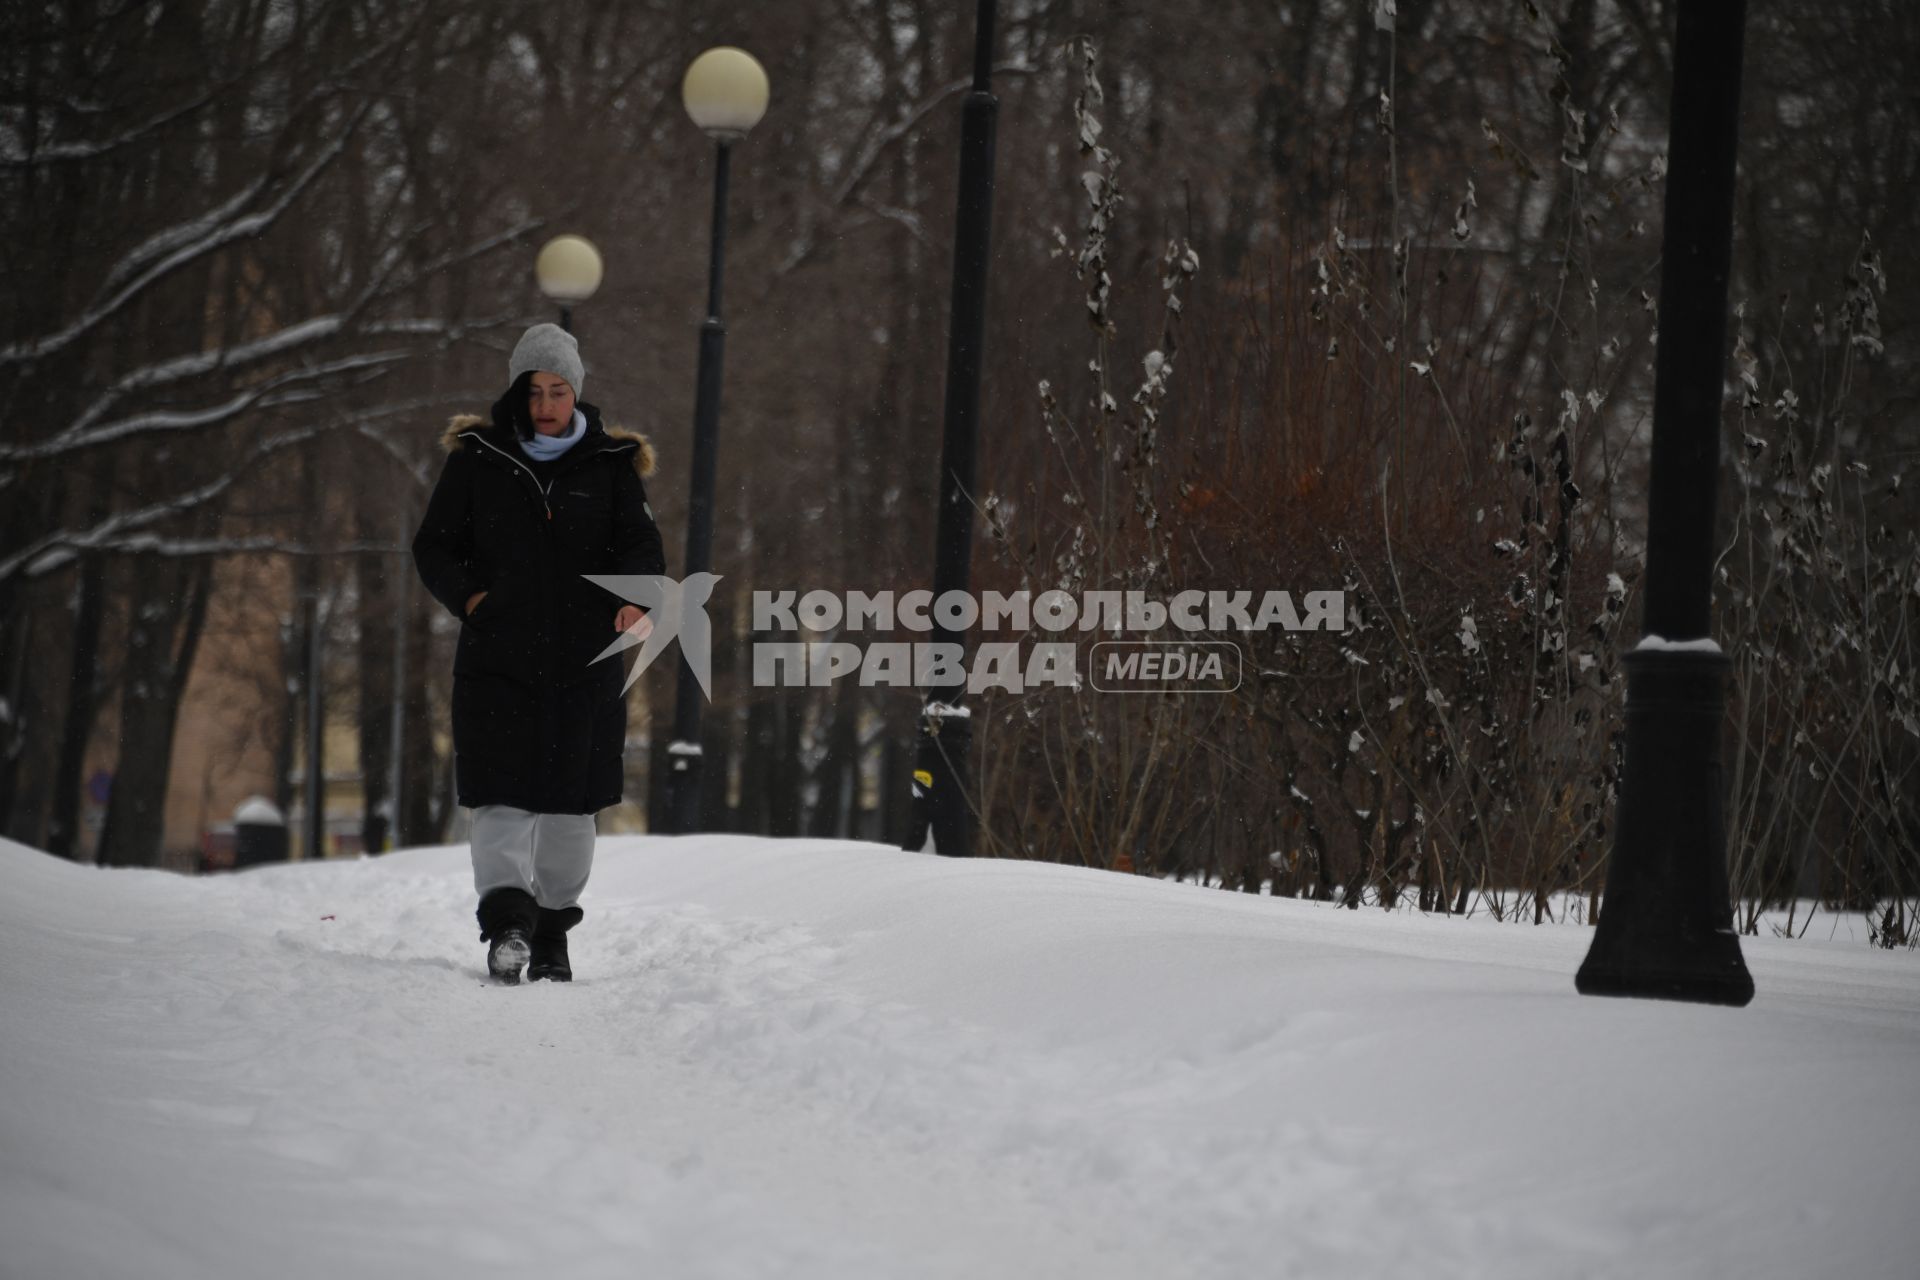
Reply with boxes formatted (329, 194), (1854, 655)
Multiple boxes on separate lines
(232, 795), (288, 869)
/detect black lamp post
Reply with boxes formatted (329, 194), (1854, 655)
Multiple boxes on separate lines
(535, 234), (604, 335)
(903, 0), (1000, 857)
(1576, 0), (1754, 1006)
(666, 47), (769, 835)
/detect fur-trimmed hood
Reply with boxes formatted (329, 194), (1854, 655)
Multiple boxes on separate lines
(440, 412), (657, 478)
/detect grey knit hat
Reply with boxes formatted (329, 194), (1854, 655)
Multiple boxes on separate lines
(508, 322), (585, 397)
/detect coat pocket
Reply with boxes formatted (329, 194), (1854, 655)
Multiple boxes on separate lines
(465, 579), (509, 629)
(454, 577), (526, 679)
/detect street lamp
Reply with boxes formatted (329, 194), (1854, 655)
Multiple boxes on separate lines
(1575, 0), (1754, 1006)
(666, 47), (769, 835)
(535, 233), (604, 334)
(682, 47), (770, 140)
(903, 0), (1000, 857)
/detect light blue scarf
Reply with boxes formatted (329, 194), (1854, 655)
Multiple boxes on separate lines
(520, 408), (586, 461)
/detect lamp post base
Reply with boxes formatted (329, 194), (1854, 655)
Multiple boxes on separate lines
(664, 740), (704, 836)
(1573, 958), (1754, 1005)
(904, 701), (973, 857)
(1575, 647), (1754, 1007)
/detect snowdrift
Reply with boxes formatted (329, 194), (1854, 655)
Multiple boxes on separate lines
(2, 833), (1915, 1279)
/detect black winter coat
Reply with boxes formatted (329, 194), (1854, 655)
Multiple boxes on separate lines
(411, 396), (667, 814)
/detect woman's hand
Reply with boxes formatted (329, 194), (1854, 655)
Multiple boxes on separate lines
(464, 590), (487, 616)
(615, 605), (654, 639)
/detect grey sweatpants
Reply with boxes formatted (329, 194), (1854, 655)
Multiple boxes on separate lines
(470, 804), (596, 910)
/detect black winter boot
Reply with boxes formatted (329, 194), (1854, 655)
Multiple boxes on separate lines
(528, 905), (584, 982)
(477, 888), (538, 984)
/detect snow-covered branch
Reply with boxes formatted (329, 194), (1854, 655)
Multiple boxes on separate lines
(0, 350), (411, 464)
(52, 301), (495, 451)
(29, 533), (406, 565)
(0, 99), (375, 369)
(3, 422), (332, 583)
(47, 209), (538, 450)
(0, 80), (229, 167)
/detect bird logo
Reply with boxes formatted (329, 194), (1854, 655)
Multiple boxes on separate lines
(583, 572), (723, 698)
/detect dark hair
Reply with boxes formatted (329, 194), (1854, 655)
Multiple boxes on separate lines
(504, 370), (539, 442)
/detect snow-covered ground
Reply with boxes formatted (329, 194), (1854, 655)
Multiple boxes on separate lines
(2, 833), (1914, 1280)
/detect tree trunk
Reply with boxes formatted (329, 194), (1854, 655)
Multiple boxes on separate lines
(0, 600), (34, 842)
(46, 547), (109, 860)
(397, 590), (441, 847)
(807, 688), (860, 838)
(739, 683), (805, 837)
(271, 601), (299, 825)
(355, 496), (397, 856)
(97, 553), (212, 868)
(739, 691), (774, 835)
(0, 461), (69, 836)
(648, 678), (675, 833)
(771, 685), (805, 837)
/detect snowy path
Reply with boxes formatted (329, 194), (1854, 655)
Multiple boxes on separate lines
(2, 834), (1915, 1279)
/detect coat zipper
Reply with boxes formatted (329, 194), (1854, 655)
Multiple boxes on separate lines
(463, 431), (639, 522)
(466, 432), (555, 520)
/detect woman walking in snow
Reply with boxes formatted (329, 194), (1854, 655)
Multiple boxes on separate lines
(412, 322), (665, 983)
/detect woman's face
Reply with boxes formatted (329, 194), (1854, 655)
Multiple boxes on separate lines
(528, 371), (576, 435)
